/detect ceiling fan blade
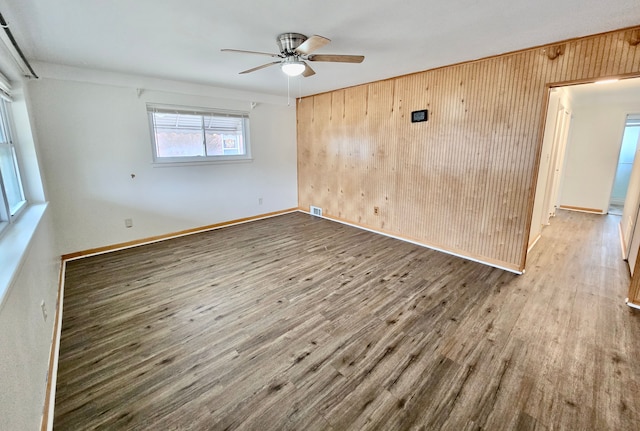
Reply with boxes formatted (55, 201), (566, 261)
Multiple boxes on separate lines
(302, 62), (316, 77)
(307, 54), (365, 63)
(221, 49), (281, 58)
(239, 61), (281, 74)
(295, 35), (330, 55)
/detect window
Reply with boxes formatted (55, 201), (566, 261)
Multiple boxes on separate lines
(147, 105), (251, 164)
(0, 96), (26, 235)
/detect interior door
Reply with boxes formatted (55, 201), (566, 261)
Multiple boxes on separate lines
(628, 209), (640, 276)
(541, 103), (571, 223)
(529, 90), (560, 248)
(540, 103), (564, 225)
(619, 116), (640, 265)
(623, 133), (640, 273)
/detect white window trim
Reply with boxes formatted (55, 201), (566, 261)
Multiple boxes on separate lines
(147, 103), (252, 166)
(0, 81), (27, 239)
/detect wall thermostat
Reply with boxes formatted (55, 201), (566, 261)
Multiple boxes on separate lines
(411, 109), (428, 123)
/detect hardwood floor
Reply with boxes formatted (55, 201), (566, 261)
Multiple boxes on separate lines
(54, 210), (640, 430)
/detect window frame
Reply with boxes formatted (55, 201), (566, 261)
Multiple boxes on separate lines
(0, 95), (27, 238)
(147, 104), (252, 165)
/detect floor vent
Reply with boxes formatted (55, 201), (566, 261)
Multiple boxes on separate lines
(310, 206), (323, 217)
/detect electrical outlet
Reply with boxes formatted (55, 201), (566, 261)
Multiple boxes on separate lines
(125, 218), (133, 228)
(373, 206), (379, 215)
(258, 197), (263, 205)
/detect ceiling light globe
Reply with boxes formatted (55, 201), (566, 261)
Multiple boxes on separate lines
(281, 61), (305, 77)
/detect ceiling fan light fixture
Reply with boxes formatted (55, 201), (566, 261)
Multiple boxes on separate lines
(281, 59), (305, 77)
(222, 33), (364, 78)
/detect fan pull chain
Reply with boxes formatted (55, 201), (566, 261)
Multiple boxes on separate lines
(287, 75), (290, 106)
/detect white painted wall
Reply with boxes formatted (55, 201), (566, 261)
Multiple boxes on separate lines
(0, 49), (60, 429)
(559, 96), (640, 212)
(0, 206), (59, 431)
(28, 75), (297, 255)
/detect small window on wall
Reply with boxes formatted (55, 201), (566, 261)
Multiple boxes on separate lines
(147, 105), (251, 164)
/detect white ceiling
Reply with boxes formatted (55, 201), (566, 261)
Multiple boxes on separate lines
(1, 0), (639, 97)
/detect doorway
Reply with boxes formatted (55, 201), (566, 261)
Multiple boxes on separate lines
(609, 116), (640, 216)
(619, 115), (640, 272)
(528, 87), (572, 251)
(529, 77), (640, 259)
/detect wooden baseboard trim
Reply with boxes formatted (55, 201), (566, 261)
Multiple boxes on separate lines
(61, 208), (298, 261)
(619, 221), (628, 260)
(626, 298), (640, 310)
(298, 208), (523, 274)
(528, 233), (542, 253)
(41, 260), (65, 431)
(559, 205), (605, 214)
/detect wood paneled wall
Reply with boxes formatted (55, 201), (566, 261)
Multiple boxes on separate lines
(297, 27), (640, 271)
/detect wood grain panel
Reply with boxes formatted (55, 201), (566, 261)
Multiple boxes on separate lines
(297, 26), (640, 270)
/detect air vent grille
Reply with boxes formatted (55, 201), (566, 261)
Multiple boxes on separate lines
(310, 206), (323, 217)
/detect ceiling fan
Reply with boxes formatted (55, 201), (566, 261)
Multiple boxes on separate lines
(221, 33), (364, 78)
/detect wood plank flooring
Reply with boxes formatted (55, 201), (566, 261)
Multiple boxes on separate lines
(54, 210), (640, 430)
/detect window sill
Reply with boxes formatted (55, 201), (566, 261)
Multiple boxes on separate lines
(151, 158), (253, 167)
(0, 202), (48, 310)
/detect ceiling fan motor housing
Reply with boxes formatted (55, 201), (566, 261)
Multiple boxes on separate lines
(277, 33), (307, 55)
